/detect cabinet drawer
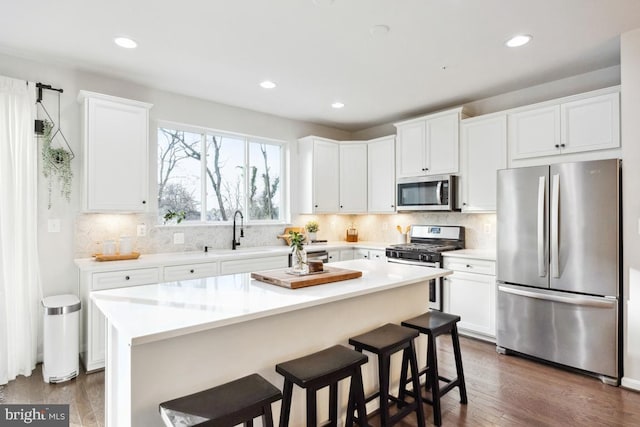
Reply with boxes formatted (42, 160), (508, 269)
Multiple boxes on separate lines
(163, 262), (219, 282)
(91, 267), (159, 291)
(221, 256), (288, 275)
(443, 257), (495, 275)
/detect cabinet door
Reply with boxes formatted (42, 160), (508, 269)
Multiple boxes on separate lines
(163, 262), (219, 281)
(313, 140), (340, 213)
(368, 136), (396, 213)
(446, 272), (496, 337)
(369, 250), (386, 262)
(508, 105), (561, 160)
(339, 249), (354, 261)
(220, 255), (288, 275)
(83, 95), (151, 212)
(426, 112), (459, 175)
(353, 249), (369, 260)
(561, 92), (620, 154)
(396, 121), (426, 178)
(460, 115), (507, 211)
(339, 143), (368, 213)
(327, 250), (340, 263)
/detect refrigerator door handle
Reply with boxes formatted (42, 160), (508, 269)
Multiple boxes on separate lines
(498, 285), (616, 308)
(551, 174), (560, 278)
(436, 181), (443, 205)
(537, 176), (546, 277)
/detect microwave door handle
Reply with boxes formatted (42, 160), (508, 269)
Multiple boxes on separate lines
(537, 176), (546, 277)
(436, 181), (443, 205)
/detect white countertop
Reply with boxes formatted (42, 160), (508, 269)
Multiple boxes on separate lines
(442, 248), (496, 261)
(75, 241), (390, 272)
(91, 259), (451, 346)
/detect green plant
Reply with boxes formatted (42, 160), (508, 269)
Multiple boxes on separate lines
(305, 220), (319, 233)
(41, 120), (73, 209)
(288, 231), (306, 250)
(163, 209), (186, 224)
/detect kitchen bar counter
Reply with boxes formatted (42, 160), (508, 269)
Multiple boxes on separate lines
(93, 259), (451, 426)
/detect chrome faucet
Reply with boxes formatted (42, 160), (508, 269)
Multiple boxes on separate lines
(232, 210), (244, 250)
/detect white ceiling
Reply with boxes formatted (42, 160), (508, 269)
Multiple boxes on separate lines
(2, 0), (640, 131)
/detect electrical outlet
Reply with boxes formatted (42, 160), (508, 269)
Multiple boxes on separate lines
(173, 232), (185, 245)
(484, 223), (492, 234)
(137, 224), (146, 237)
(47, 219), (61, 233)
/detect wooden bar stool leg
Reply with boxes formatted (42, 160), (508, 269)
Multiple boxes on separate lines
(425, 335), (434, 390)
(279, 380), (293, 427)
(408, 339), (426, 427)
(378, 354), (391, 426)
(451, 325), (468, 404)
(398, 347), (410, 406)
(245, 420), (253, 427)
(427, 334), (442, 426)
(353, 368), (368, 427)
(329, 382), (338, 427)
(306, 388), (317, 427)
(263, 404), (275, 427)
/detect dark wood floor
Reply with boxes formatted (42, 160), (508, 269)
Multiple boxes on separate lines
(1, 336), (640, 426)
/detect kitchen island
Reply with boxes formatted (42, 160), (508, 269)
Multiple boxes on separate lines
(92, 259), (452, 426)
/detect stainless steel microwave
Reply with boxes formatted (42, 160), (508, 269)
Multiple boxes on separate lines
(396, 175), (458, 211)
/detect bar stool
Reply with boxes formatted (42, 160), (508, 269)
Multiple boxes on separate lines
(348, 323), (425, 427)
(159, 373), (282, 427)
(276, 344), (368, 427)
(401, 311), (468, 426)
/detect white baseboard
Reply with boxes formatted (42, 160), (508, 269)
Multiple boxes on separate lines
(621, 376), (640, 391)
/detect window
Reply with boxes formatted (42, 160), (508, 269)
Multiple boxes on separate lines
(157, 124), (285, 223)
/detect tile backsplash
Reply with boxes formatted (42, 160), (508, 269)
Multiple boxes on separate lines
(75, 212), (496, 258)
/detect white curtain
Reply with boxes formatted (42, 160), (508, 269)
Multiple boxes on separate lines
(0, 76), (42, 385)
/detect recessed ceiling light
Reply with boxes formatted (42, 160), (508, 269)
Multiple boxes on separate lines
(370, 25), (390, 37)
(260, 80), (276, 89)
(114, 37), (137, 49)
(331, 102), (344, 109)
(505, 34), (532, 48)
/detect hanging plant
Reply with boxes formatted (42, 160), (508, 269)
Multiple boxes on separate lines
(41, 120), (73, 209)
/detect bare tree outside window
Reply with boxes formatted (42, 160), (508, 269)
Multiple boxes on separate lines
(157, 127), (283, 223)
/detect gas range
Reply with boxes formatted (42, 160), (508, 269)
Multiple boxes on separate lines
(385, 225), (465, 264)
(385, 225), (464, 311)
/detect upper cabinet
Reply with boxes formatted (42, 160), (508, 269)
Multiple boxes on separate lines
(509, 89), (620, 161)
(298, 137), (340, 214)
(460, 114), (507, 212)
(367, 136), (396, 213)
(394, 107), (466, 178)
(78, 91), (153, 212)
(339, 143), (368, 213)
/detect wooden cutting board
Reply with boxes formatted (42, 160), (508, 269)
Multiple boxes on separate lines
(251, 266), (362, 289)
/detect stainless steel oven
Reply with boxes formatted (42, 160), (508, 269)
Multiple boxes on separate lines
(396, 175), (458, 211)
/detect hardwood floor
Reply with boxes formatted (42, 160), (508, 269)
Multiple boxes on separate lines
(1, 336), (640, 426)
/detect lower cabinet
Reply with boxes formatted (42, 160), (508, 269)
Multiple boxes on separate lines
(163, 262), (219, 281)
(442, 256), (496, 341)
(354, 248), (386, 261)
(79, 267), (161, 372)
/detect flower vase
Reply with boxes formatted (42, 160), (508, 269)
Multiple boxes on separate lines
(308, 232), (317, 242)
(291, 246), (308, 274)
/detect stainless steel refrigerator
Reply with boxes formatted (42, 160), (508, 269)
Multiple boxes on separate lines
(496, 159), (621, 385)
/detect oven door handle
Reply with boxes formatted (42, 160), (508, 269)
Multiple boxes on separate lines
(387, 258), (439, 268)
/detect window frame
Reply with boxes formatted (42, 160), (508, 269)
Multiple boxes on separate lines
(156, 120), (289, 225)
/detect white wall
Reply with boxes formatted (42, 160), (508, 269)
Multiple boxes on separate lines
(621, 28), (640, 390)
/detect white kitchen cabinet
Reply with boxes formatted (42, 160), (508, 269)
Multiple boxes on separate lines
(163, 262), (219, 282)
(220, 255), (288, 275)
(442, 256), (496, 340)
(339, 249), (354, 261)
(509, 88), (620, 160)
(394, 108), (465, 178)
(354, 249), (386, 261)
(297, 137), (340, 214)
(327, 249), (356, 263)
(460, 114), (507, 212)
(354, 249), (369, 260)
(78, 91), (153, 212)
(367, 136), (396, 213)
(560, 92), (620, 154)
(79, 267), (160, 371)
(339, 143), (368, 213)
(327, 250), (340, 263)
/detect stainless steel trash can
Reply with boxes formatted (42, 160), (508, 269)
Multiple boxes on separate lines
(42, 294), (81, 383)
